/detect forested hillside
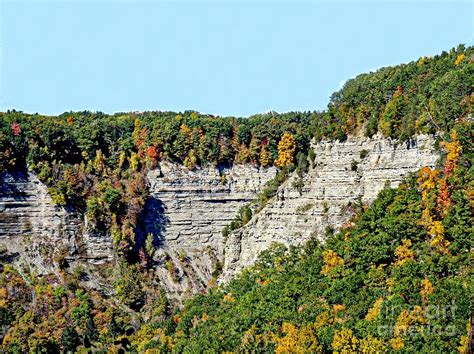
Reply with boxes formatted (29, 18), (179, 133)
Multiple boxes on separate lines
(0, 45), (472, 352)
(318, 44), (473, 141)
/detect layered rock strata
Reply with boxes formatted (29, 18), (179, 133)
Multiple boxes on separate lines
(143, 162), (277, 298)
(0, 134), (440, 296)
(0, 171), (113, 273)
(222, 134), (439, 280)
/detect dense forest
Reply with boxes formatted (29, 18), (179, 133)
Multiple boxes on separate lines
(0, 45), (473, 352)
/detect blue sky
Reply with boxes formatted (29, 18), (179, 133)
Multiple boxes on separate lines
(0, 0), (472, 117)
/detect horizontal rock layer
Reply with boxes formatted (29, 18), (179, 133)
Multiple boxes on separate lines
(145, 162), (277, 250)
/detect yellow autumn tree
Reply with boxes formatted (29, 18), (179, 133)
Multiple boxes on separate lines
(394, 239), (415, 266)
(130, 325), (175, 352)
(274, 322), (322, 353)
(332, 328), (358, 353)
(390, 337), (405, 350)
(394, 305), (426, 337)
(386, 278), (394, 293)
(275, 133), (296, 168)
(454, 53), (465, 66)
(417, 56), (426, 67)
(129, 152), (140, 172)
(429, 221), (450, 254)
(222, 293), (236, 303)
(420, 278), (434, 302)
(359, 335), (386, 353)
(321, 249), (345, 277)
(179, 123), (194, 147)
(93, 149), (106, 173)
(259, 145), (270, 167)
(117, 150), (127, 170)
(457, 320), (471, 353)
(365, 297), (384, 321)
(441, 130), (461, 176)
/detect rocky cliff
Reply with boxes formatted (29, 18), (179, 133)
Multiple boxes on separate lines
(0, 163), (276, 298)
(0, 134), (439, 297)
(0, 171), (114, 274)
(222, 134), (440, 280)
(142, 162), (277, 298)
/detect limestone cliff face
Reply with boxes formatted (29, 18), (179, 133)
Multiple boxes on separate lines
(142, 162), (277, 298)
(0, 134), (439, 297)
(145, 162), (277, 251)
(0, 164), (275, 298)
(0, 171), (113, 274)
(222, 134), (439, 280)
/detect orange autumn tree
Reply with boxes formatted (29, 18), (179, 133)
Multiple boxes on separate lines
(275, 132), (296, 168)
(417, 129), (461, 255)
(437, 130), (462, 215)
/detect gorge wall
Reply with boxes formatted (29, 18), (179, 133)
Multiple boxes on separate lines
(0, 164), (276, 298)
(142, 162), (276, 297)
(144, 161), (277, 252)
(222, 134), (439, 280)
(0, 134), (439, 297)
(0, 171), (114, 274)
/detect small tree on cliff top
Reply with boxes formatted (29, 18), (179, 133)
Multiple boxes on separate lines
(275, 132), (296, 168)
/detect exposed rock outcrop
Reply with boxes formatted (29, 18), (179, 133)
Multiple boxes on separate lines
(0, 171), (113, 273)
(222, 134), (440, 280)
(143, 162), (277, 298)
(0, 164), (276, 299)
(0, 134), (440, 298)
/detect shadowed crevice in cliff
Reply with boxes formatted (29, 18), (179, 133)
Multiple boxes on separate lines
(0, 171), (33, 237)
(136, 196), (170, 250)
(216, 161), (233, 175)
(0, 246), (20, 266)
(0, 171), (29, 201)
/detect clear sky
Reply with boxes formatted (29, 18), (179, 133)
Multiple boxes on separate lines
(0, 0), (472, 117)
